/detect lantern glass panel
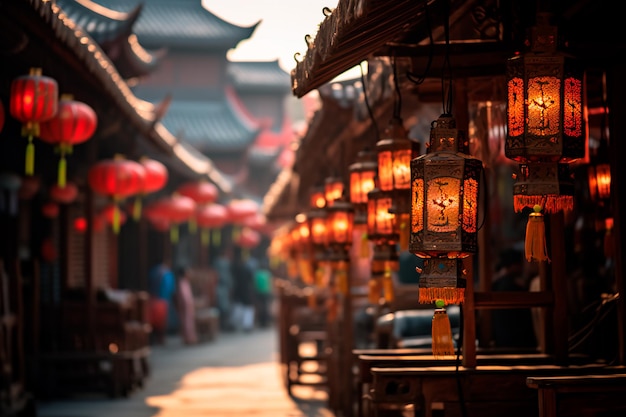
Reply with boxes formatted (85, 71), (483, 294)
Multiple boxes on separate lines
(350, 169), (376, 204)
(310, 187), (326, 209)
(325, 178), (344, 206)
(327, 207), (353, 245)
(310, 216), (327, 245)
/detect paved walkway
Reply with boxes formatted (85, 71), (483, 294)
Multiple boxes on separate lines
(36, 327), (334, 417)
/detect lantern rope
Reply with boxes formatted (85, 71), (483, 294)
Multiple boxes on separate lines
(406, 1), (433, 85)
(359, 62), (380, 141)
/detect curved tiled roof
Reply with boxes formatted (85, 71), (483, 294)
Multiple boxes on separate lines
(57, 0), (160, 79)
(228, 60), (291, 94)
(17, 0), (232, 193)
(94, 0), (259, 50)
(161, 99), (259, 154)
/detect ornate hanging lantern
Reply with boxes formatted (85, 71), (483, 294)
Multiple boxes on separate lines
(177, 180), (218, 206)
(506, 13), (586, 262)
(10, 68), (59, 175)
(376, 118), (418, 250)
(88, 155), (144, 234)
(506, 13), (585, 165)
(145, 194), (196, 243)
(410, 114), (483, 305)
(39, 95), (97, 187)
(49, 182), (78, 204)
(324, 176), (344, 207)
(325, 198), (354, 294)
(349, 148), (378, 224)
(309, 185), (326, 209)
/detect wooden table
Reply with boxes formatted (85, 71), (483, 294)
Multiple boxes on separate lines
(527, 373), (626, 417)
(367, 364), (626, 417)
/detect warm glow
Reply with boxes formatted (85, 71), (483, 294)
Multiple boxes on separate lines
(426, 177), (460, 232)
(527, 75), (560, 137)
(378, 147), (412, 192)
(324, 177), (344, 206)
(589, 163), (611, 201)
(310, 215), (327, 245)
(310, 187), (326, 209)
(349, 169), (376, 204)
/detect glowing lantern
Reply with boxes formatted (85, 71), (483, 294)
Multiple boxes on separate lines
(236, 227), (261, 249)
(376, 117), (413, 210)
(145, 194), (196, 242)
(324, 176), (344, 207)
(197, 203), (228, 246)
(410, 114), (483, 305)
(227, 199), (259, 224)
(309, 185), (326, 209)
(10, 68), (58, 175)
(88, 156), (144, 233)
(133, 157), (168, 220)
(39, 95), (97, 187)
(506, 13), (585, 164)
(177, 180), (218, 205)
(325, 198), (354, 293)
(100, 204), (128, 227)
(349, 148), (377, 221)
(41, 202), (59, 218)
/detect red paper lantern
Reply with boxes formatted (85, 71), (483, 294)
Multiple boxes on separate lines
(18, 176), (40, 200)
(144, 194), (196, 242)
(88, 156), (144, 200)
(196, 203), (228, 229)
(236, 227), (261, 249)
(139, 157), (168, 194)
(88, 156), (144, 233)
(39, 95), (97, 187)
(227, 199), (259, 224)
(177, 180), (218, 205)
(10, 68), (59, 175)
(50, 182), (78, 204)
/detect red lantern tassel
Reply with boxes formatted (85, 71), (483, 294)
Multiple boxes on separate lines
(133, 196), (142, 221)
(525, 205), (549, 262)
(112, 204), (120, 234)
(432, 299), (455, 359)
(170, 225), (179, 243)
(212, 229), (221, 247)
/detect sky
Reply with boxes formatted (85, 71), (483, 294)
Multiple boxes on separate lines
(204, 0), (359, 80)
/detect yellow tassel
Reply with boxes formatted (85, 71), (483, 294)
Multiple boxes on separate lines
(368, 277), (381, 304)
(212, 229), (221, 246)
(525, 205), (549, 262)
(25, 136), (35, 176)
(432, 300), (455, 359)
(133, 196), (142, 221)
(188, 218), (197, 234)
(58, 155), (67, 187)
(360, 232), (370, 258)
(382, 269), (394, 303)
(201, 229), (210, 246)
(170, 225), (179, 243)
(419, 287), (465, 305)
(112, 204), (120, 234)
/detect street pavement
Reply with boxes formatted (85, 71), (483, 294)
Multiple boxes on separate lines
(36, 326), (334, 417)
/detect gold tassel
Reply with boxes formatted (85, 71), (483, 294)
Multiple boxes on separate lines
(525, 205), (549, 262)
(25, 135), (35, 176)
(382, 269), (394, 303)
(419, 287), (464, 305)
(368, 277), (381, 304)
(432, 300), (455, 359)
(201, 229), (210, 246)
(58, 154), (67, 187)
(360, 232), (370, 258)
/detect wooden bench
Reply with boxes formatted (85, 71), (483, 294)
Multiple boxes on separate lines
(526, 374), (626, 417)
(366, 364), (626, 417)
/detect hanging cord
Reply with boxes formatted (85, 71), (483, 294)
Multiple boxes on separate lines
(441, 0), (453, 116)
(406, 0), (434, 86)
(360, 62), (380, 140)
(392, 55), (402, 119)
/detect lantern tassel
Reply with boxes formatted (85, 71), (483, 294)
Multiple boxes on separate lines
(432, 300), (455, 359)
(188, 218), (197, 234)
(201, 229), (210, 246)
(112, 204), (120, 234)
(58, 154), (67, 187)
(170, 225), (179, 243)
(133, 196), (142, 221)
(212, 229), (221, 247)
(368, 277), (381, 305)
(360, 232), (370, 258)
(525, 205), (549, 262)
(25, 135), (35, 176)
(382, 268), (394, 303)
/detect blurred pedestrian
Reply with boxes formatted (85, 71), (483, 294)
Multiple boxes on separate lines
(175, 265), (198, 345)
(147, 260), (176, 344)
(214, 245), (234, 331)
(254, 258), (273, 328)
(230, 247), (255, 332)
